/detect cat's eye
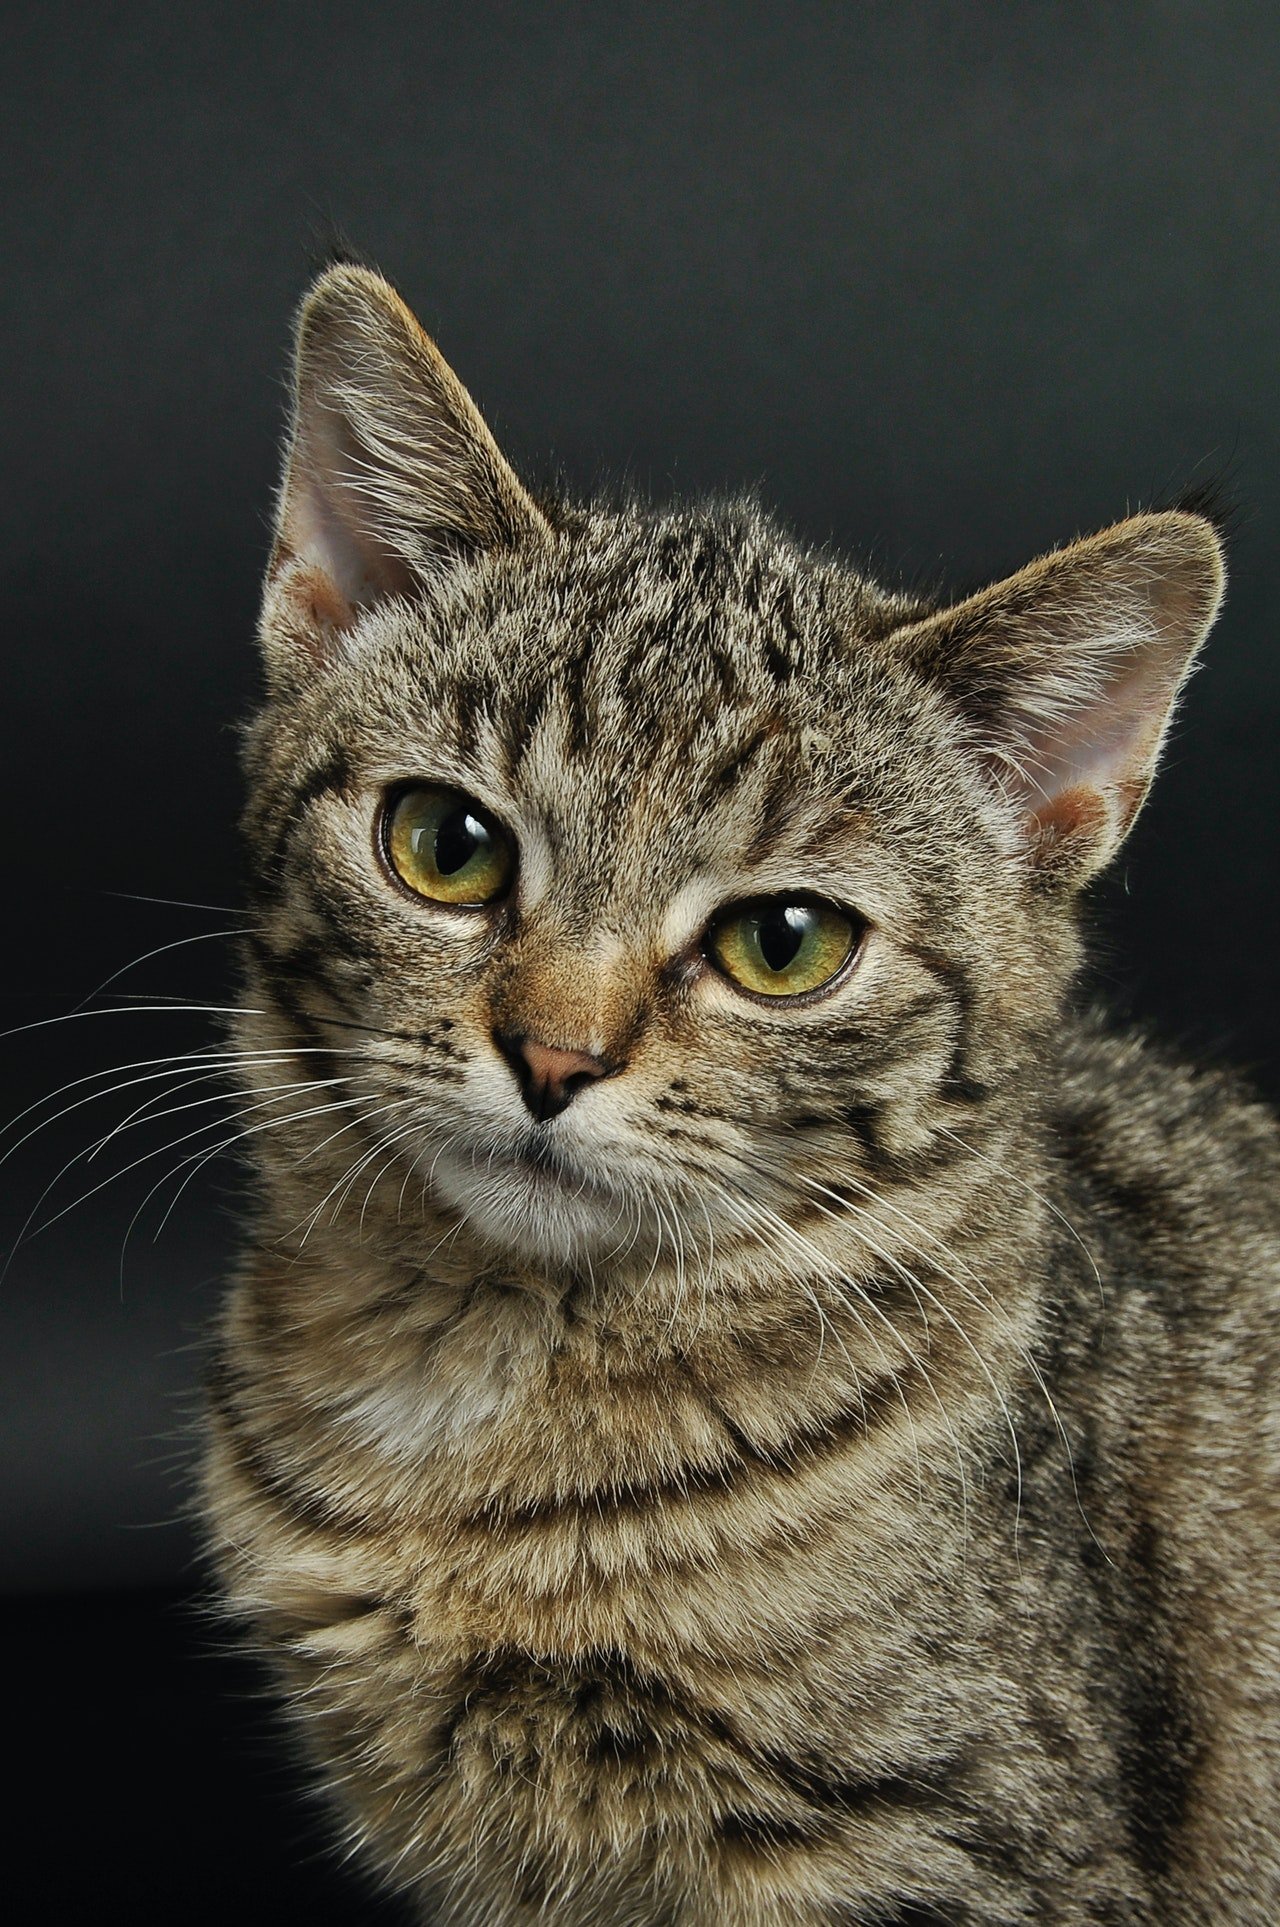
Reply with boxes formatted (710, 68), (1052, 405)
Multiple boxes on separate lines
(708, 898), (861, 999)
(383, 785), (514, 906)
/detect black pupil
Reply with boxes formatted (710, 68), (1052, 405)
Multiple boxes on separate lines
(757, 905), (809, 972)
(434, 807), (485, 876)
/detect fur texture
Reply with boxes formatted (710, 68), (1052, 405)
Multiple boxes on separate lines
(203, 266), (1280, 1924)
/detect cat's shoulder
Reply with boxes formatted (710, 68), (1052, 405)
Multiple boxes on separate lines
(1051, 1011), (1279, 1259)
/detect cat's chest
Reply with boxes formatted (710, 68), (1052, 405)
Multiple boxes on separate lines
(218, 1270), (995, 1920)
(332, 1282), (736, 1510)
(302, 1289), (862, 1660)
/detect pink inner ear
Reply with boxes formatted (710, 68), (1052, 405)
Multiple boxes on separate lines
(262, 556), (358, 671)
(282, 397), (420, 626)
(894, 512), (1224, 884)
(1026, 783), (1112, 867)
(297, 561), (354, 633)
(1013, 653), (1179, 876)
(1014, 635), (1179, 830)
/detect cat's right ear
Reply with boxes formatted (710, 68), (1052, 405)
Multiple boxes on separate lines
(887, 512), (1225, 887)
(260, 265), (548, 688)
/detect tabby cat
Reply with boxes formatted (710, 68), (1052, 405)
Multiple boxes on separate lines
(203, 263), (1280, 1924)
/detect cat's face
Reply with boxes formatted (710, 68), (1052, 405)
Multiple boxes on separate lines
(239, 266), (1223, 1285)
(245, 510), (1040, 1271)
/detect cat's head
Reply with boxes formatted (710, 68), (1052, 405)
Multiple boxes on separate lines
(240, 265), (1223, 1280)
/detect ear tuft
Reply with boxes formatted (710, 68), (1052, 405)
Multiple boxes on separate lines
(891, 512), (1226, 885)
(302, 220), (379, 279)
(261, 266), (548, 686)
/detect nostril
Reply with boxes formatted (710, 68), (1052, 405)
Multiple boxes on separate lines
(492, 1031), (612, 1122)
(493, 1029), (529, 1085)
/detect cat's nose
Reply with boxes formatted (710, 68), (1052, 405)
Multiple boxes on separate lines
(493, 1032), (611, 1123)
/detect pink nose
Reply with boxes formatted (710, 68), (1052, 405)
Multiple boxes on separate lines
(494, 1032), (611, 1122)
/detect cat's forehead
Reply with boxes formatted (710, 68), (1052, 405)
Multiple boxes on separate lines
(356, 505), (914, 763)
(339, 508), (923, 899)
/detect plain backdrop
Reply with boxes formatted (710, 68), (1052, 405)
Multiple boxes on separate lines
(1, 7), (1277, 1908)
(5, 0), (1279, 1596)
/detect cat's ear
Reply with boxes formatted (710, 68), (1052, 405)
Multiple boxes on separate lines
(260, 264), (548, 684)
(890, 512), (1225, 885)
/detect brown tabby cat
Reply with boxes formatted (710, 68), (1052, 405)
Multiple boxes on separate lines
(202, 263), (1280, 1925)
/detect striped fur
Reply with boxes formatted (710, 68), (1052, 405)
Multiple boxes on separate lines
(202, 267), (1280, 1923)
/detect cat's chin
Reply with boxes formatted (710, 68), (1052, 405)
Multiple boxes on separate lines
(425, 1139), (636, 1265)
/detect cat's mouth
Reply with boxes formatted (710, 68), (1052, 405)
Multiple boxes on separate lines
(425, 1128), (630, 1259)
(513, 1131), (564, 1177)
(506, 1130), (621, 1205)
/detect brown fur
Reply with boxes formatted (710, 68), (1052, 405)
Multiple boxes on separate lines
(202, 266), (1280, 1923)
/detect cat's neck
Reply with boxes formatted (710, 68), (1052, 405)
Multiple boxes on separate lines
(236, 1120), (1050, 1505)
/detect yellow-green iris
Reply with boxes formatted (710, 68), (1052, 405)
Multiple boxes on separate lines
(385, 785), (513, 905)
(709, 899), (858, 998)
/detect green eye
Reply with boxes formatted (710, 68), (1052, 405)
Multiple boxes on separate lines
(708, 899), (860, 998)
(384, 785), (513, 906)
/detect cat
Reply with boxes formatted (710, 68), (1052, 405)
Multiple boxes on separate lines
(202, 262), (1280, 1925)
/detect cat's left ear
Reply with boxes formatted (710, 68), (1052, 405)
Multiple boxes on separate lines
(890, 512), (1226, 885)
(261, 264), (549, 685)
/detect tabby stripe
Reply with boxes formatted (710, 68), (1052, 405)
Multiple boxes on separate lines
(300, 871), (394, 964)
(759, 582), (801, 684)
(878, 1908), (954, 1926)
(837, 1099), (976, 1183)
(498, 686), (553, 777)
(251, 936), (365, 1024)
(902, 943), (991, 1104)
(748, 770), (801, 861)
(249, 936), (463, 1076)
(247, 935), (362, 1043)
(701, 723), (778, 808)
(818, 992), (950, 1060)
(466, 1365), (913, 1530)
(261, 749), (351, 875)
(715, 1809), (820, 1852)
(449, 676), (490, 761)
(259, 931), (363, 991)
(206, 1358), (371, 1540)
(761, 634), (793, 683)
(751, 1745), (959, 1820)
(563, 632), (601, 762)
(843, 1096), (906, 1180)
(247, 942), (333, 1055)
(430, 1641), (961, 1836)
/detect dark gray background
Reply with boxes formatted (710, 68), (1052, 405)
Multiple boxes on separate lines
(3, 0), (1278, 1604)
